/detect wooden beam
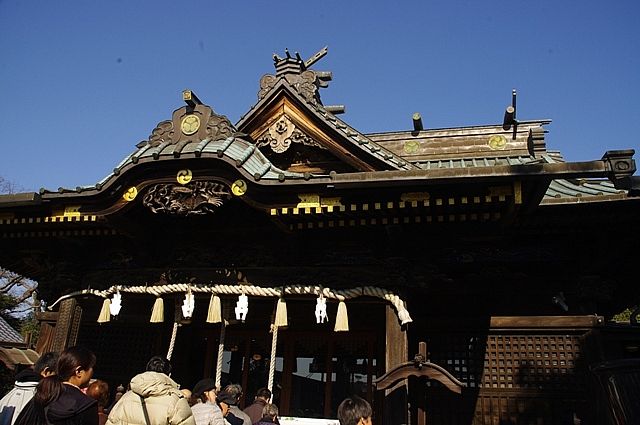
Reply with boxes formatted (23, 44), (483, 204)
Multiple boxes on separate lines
(489, 315), (603, 329)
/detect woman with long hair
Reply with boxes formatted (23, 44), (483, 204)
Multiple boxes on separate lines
(16, 346), (98, 425)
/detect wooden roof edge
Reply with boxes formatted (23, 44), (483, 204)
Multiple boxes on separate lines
(367, 119), (552, 141)
(0, 192), (41, 207)
(324, 158), (611, 187)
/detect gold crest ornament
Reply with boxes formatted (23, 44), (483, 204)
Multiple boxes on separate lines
(123, 186), (138, 202)
(231, 179), (247, 196)
(176, 169), (193, 185)
(488, 135), (507, 150)
(180, 114), (200, 135)
(403, 140), (420, 154)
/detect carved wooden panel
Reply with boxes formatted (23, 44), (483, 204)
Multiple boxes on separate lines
(143, 181), (231, 216)
(422, 330), (588, 424)
(50, 299), (77, 353)
(67, 305), (83, 347)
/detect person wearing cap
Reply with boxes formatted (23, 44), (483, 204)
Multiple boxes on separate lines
(189, 378), (224, 425)
(214, 392), (242, 425)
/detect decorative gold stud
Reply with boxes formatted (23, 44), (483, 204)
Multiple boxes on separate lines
(123, 187), (138, 201)
(177, 169), (193, 185)
(231, 179), (247, 196)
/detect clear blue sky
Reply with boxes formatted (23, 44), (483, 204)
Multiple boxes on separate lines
(1, 1), (638, 192)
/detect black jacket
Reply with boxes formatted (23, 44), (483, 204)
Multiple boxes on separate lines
(47, 384), (98, 425)
(15, 384), (98, 425)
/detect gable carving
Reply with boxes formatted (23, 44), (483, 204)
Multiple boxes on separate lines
(259, 70), (321, 105)
(206, 114), (234, 141)
(256, 115), (324, 154)
(146, 104), (236, 147)
(149, 121), (175, 147)
(142, 181), (231, 216)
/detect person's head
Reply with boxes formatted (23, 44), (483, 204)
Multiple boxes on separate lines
(216, 390), (236, 416)
(192, 378), (217, 404)
(86, 379), (109, 409)
(34, 351), (59, 378)
(146, 356), (172, 375)
(337, 396), (372, 425)
(261, 403), (278, 421)
(223, 383), (243, 404)
(57, 346), (96, 387)
(255, 387), (271, 402)
(34, 346), (96, 409)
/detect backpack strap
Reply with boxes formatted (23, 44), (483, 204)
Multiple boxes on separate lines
(139, 395), (151, 425)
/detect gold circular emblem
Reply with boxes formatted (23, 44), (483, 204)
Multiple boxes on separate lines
(176, 169), (193, 185)
(488, 135), (507, 150)
(123, 186), (138, 202)
(231, 179), (247, 196)
(403, 140), (420, 154)
(180, 114), (200, 135)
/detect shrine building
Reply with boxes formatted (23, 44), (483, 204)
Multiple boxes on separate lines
(1, 48), (639, 424)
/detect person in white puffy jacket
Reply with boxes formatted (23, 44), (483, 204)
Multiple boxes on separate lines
(0, 352), (58, 425)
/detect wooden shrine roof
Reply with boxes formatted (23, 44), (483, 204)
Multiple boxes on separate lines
(0, 47), (637, 214)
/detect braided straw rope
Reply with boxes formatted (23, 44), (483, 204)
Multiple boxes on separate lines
(215, 321), (226, 390)
(267, 324), (278, 394)
(166, 321), (179, 360)
(49, 284), (412, 324)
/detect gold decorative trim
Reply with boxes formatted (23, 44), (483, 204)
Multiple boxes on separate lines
(63, 206), (81, 217)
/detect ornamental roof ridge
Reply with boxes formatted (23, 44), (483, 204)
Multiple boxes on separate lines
(238, 72), (416, 171)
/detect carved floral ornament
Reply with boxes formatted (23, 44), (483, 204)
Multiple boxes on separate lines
(257, 115), (324, 154)
(259, 70), (320, 104)
(142, 181), (232, 216)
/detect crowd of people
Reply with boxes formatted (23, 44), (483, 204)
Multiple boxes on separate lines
(0, 346), (373, 425)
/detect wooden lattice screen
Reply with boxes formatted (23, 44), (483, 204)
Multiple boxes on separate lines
(423, 329), (589, 425)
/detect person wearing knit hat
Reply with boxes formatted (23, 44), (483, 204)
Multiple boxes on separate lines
(190, 378), (224, 425)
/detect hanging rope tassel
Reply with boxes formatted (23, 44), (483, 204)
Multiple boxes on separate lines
(166, 321), (179, 360)
(274, 298), (288, 328)
(206, 294), (222, 323)
(334, 301), (349, 332)
(267, 324), (279, 395)
(150, 297), (164, 323)
(97, 298), (111, 323)
(215, 321), (226, 390)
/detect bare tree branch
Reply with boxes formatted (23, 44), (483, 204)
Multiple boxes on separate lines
(0, 175), (18, 195)
(9, 306), (35, 315)
(0, 267), (39, 319)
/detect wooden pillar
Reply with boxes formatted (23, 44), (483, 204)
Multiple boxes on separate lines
(384, 305), (408, 424)
(50, 298), (83, 353)
(280, 336), (294, 415)
(417, 342), (428, 425)
(324, 337), (335, 418)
